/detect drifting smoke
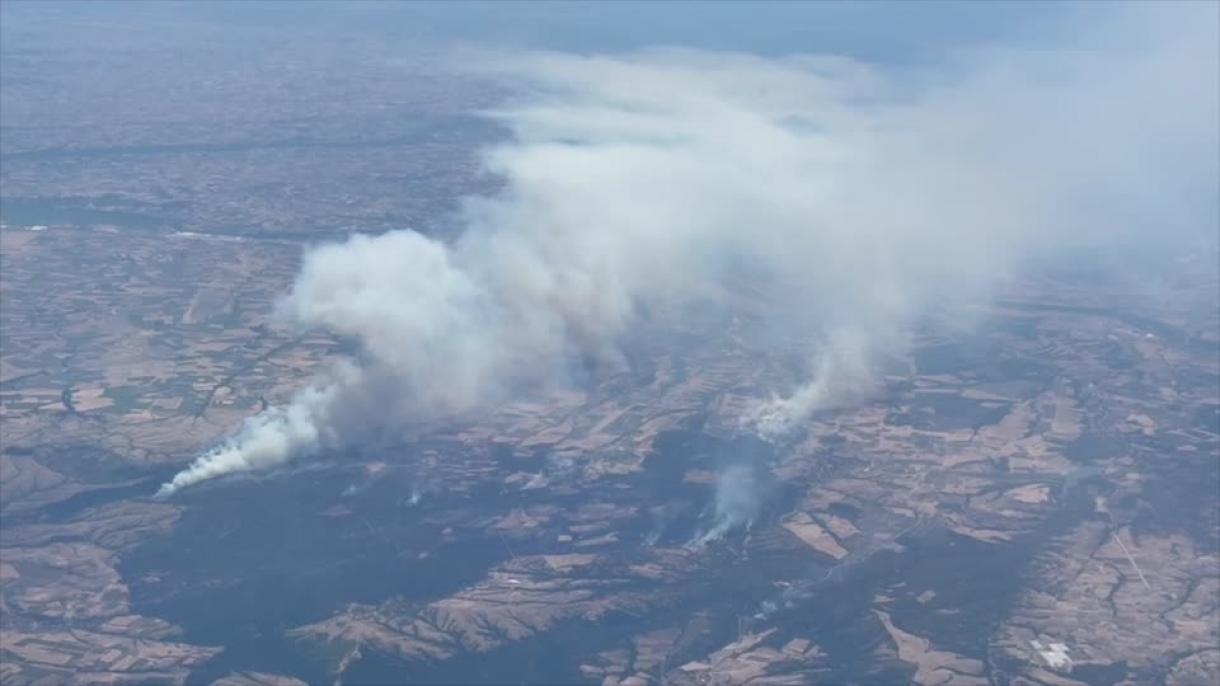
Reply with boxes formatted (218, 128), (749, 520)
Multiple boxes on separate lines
(157, 362), (362, 497)
(159, 3), (1218, 496)
(696, 463), (763, 545)
(747, 328), (880, 439)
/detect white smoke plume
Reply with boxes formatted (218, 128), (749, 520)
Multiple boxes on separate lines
(746, 328), (882, 440)
(695, 463), (763, 545)
(159, 3), (1218, 495)
(157, 362), (362, 497)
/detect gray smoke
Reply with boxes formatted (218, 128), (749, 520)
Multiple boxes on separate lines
(695, 463), (763, 545)
(160, 3), (1218, 495)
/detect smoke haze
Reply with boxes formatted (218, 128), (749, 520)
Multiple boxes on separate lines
(159, 2), (1218, 496)
(698, 463), (764, 545)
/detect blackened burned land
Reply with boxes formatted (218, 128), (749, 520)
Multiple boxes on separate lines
(3, 217), (1217, 685)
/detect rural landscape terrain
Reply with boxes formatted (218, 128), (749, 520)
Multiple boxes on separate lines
(2, 3), (1218, 686)
(3, 215), (1217, 684)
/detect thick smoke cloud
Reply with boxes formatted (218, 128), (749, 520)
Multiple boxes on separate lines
(159, 3), (1218, 496)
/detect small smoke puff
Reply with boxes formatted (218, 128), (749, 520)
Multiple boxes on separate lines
(696, 462), (763, 545)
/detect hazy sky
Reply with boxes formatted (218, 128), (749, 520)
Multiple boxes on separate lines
(3, 0), (1111, 62)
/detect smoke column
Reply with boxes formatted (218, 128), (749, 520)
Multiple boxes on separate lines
(159, 3), (1218, 496)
